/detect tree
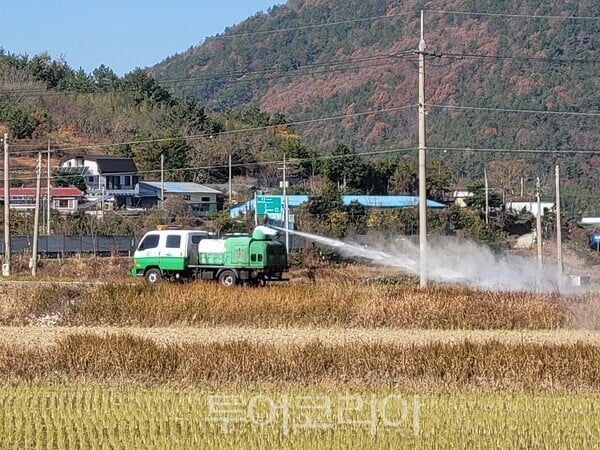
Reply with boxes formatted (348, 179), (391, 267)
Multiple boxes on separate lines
(121, 68), (173, 107)
(52, 171), (87, 192)
(92, 64), (120, 91)
(322, 144), (367, 192)
(464, 182), (503, 210)
(426, 157), (453, 202)
(307, 184), (343, 219)
(388, 159), (418, 195)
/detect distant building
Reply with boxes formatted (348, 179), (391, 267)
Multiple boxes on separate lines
(57, 155), (139, 209)
(230, 194), (446, 219)
(138, 181), (223, 217)
(0, 187), (84, 213)
(581, 217), (600, 226)
(505, 197), (554, 217)
(452, 190), (474, 208)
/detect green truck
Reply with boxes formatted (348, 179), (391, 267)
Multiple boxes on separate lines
(131, 225), (289, 286)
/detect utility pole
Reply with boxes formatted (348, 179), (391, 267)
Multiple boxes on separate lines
(280, 154), (289, 253)
(46, 140), (51, 234)
(160, 153), (165, 210)
(32, 153), (42, 276)
(484, 167), (489, 225)
(228, 153), (232, 205)
(417, 10), (428, 287)
(536, 177), (543, 269)
(555, 165), (563, 283)
(2, 133), (10, 277)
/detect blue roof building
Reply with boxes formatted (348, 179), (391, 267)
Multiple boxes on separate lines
(230, 194), (445, 219)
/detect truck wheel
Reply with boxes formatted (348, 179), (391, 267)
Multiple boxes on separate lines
(219, 270), (237, 287)
(144, 268), (162, 286)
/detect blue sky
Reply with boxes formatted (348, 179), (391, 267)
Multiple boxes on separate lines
(0, 0), (285, 75)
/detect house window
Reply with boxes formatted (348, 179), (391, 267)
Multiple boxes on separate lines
(106, 175), (121, 189)
(201, 197), (210, 202)
(182, 195), (191, 201)
(53, 199), (73, 209)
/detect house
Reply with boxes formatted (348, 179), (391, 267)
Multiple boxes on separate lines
(0, 187), (84, 213)
(138, 181), (223, 217)
(505, 197), (554, 217)
(57, 155), (139, 209)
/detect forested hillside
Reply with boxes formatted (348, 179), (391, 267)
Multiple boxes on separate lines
(1, 0), (599, 236)
(152, 0), (600, 216)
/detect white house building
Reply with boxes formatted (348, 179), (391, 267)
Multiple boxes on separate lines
(58, 155), (139, 209)
(505, 198), (555, 217)
(0, 187), (84, 213)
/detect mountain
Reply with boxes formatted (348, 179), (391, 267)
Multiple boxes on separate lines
(151, 0), (600, 212)
(1, 0), (598, 218)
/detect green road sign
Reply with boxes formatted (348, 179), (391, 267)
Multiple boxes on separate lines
(256, 196), (282, 214)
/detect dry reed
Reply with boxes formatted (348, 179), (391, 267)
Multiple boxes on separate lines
(3, 282), (593, 329)
(1, 333), (599, 390)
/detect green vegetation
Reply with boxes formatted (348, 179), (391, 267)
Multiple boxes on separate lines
(1, 0), (599, 247)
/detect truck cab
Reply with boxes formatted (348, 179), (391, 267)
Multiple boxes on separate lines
(131, 228), (211, 284)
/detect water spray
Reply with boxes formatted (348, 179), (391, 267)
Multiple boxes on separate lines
(271, 226), (562, 292)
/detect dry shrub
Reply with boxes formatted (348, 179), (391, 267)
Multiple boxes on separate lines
(0, 333), (599, 390)
(565, 292), (600, 329)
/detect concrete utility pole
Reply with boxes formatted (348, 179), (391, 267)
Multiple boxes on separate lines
(536, 177), (543, 269)
(160, 153), (165, 210)
(228, 153), (232, 205)
(32, 153), (42, 276)
(280, 154), (289, 254)
(555, 165), (563, 282)
(46, 140), (51, 234)
(417, 10), (428, 287)
(2, 133), (10, 277)
(484, 167), (489, 225)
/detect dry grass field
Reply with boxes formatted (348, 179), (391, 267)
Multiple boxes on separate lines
(0, 265), (599, 448)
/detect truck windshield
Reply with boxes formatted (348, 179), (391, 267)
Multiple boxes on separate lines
(138, 235), (159, 251)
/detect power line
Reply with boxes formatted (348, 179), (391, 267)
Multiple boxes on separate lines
(9, 144), (600, 184)
(428, 146), (600, 155)
(426, 9), (600, 21)
(435, 51), (600, 65)
(8, 98), (599, 154)
(211, 11), (416, 39)
(7, 104), (418, 152)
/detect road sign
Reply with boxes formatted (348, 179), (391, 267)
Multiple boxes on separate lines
(256, 196), (282, 215)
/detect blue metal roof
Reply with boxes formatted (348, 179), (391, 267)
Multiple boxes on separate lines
(139, 181), (222, 195)
(342, 195), (446, 208)
(230, 194), (445, 218)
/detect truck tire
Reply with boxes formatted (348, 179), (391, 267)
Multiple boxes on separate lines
(219, 270), (237, 287)
(144, 268), (162, 286)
